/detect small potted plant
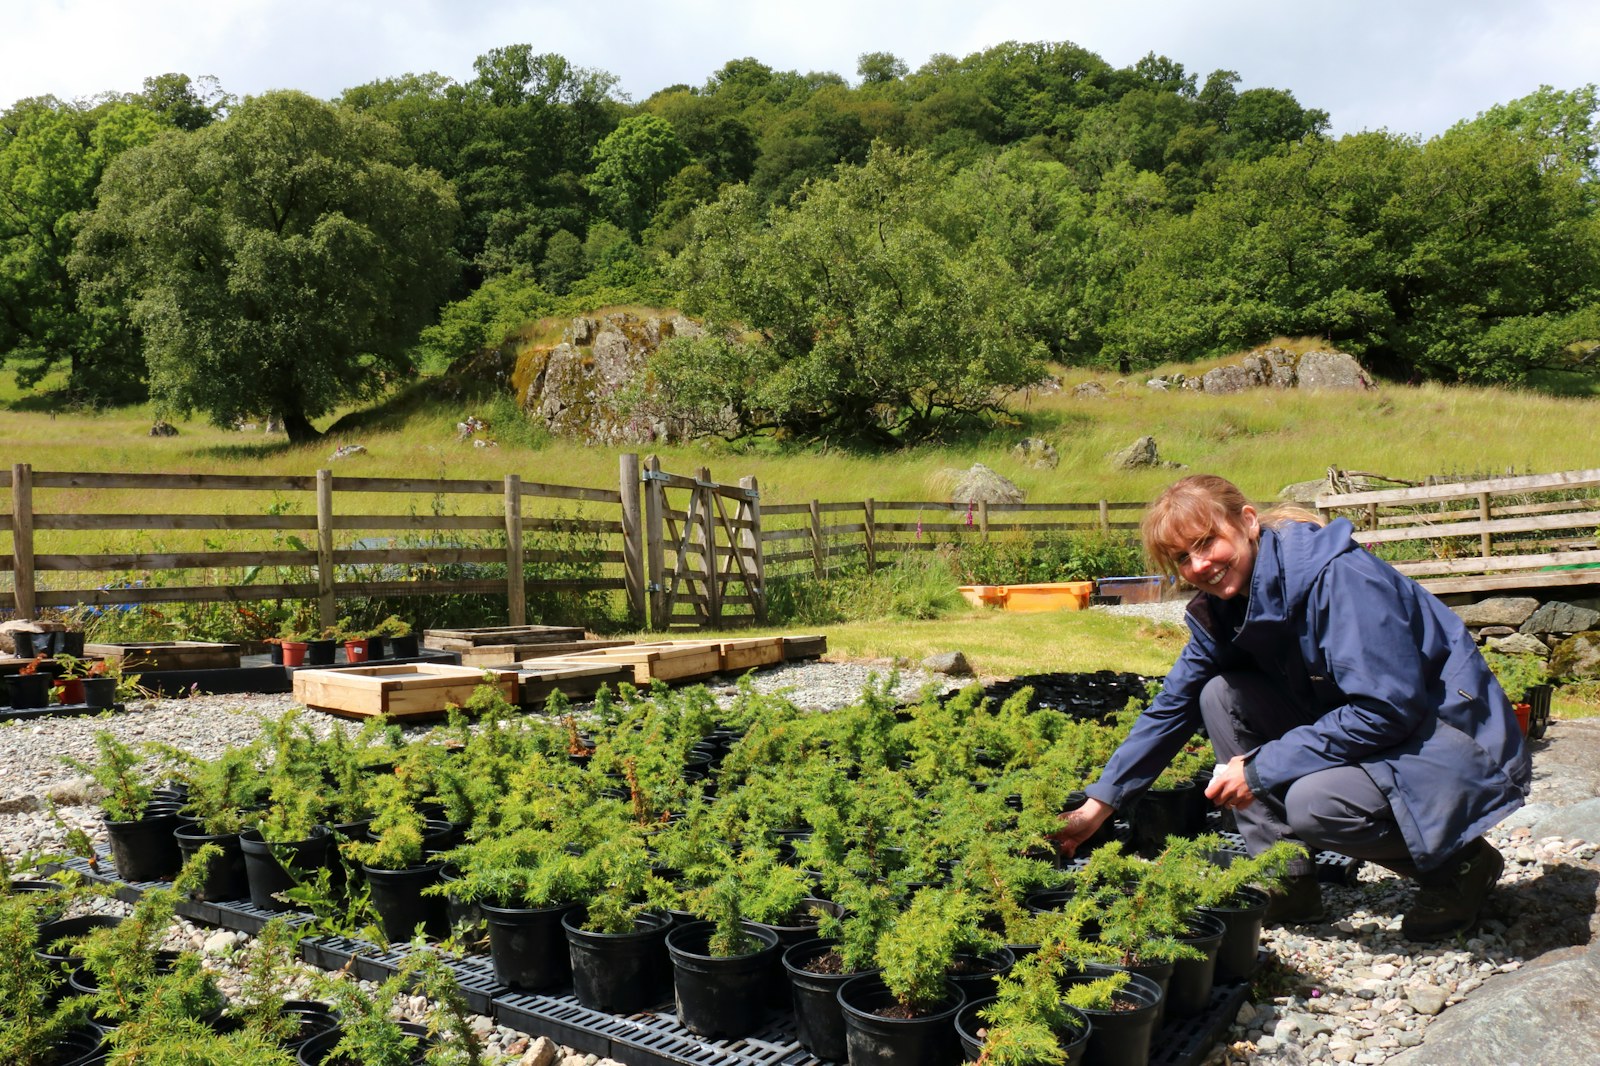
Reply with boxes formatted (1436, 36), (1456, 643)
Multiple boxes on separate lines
(372, 615), (419, 659)
(331, 618), (373, 664)
(62, 732), (183, 883)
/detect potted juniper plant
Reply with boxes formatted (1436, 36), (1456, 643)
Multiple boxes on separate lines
(561, 826), (677, 1013)
(836, 886), (987, 1066)
(62, 731), (183, 883)
(665, 868), (784, 1039)
(341, 774), (449, 943)
(957, 938), (1124, 1066)
(163, 743), (263, 902)
(0, 891), (103, 1066)
(782, 872), (896, 1063)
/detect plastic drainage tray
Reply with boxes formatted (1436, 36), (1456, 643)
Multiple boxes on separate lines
(51, 852), (1253, 1066)
(1208, 825), (1364, 885)
(0, 702), (124, 721)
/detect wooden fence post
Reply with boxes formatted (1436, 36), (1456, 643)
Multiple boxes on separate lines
(505, 474), (526, 626)
(809, 500), (824, 579)
(864, 499), (876, 574)
(619, 454), (645, 627)
(315, 470), (336, 630)
(739, 475), (766, 624)
(1099, 499), (1110, 533)
(644, 455), (666, 630)
(698, 467), (720, 626)
(979, 499), (989, 540)
(11, 464), (35, 620)
(1479, 492), (1493, 560)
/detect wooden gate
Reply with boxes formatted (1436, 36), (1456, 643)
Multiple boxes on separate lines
(639, 456), (766, 630)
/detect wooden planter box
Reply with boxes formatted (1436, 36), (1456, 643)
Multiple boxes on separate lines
(516, 661), (637, 706)
(422, 625), (586, 651)
(536, 641), (724, 685)
(459, 638), (635, 667)
(84, 641), (241, 671)
(293, 664), (518, 720)
(716, 637), (786, 671)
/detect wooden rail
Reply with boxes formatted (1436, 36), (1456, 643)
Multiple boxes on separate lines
(1317, 468), (1600, 595)
(3, 459), (1151, 631)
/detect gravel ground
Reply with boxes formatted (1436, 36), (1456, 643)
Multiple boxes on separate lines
(6, 625), (1594, 1066)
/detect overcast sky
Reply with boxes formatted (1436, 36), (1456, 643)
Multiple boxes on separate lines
(4, 0), (1597, 138)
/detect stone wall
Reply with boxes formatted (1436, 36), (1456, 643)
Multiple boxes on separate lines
(1453, 595), (1600, 679)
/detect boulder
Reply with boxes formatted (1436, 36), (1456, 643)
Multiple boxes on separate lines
(1485, 633), (1550, 658)
(1012, 437), (1059, 470)
(950, 464), (1024, 505)
(1548, 632), (1600, 679)
(149, 420), (179, 437)
(1476, 626), (1517, 639)
(1146, 378), (1171, 391)
(1387, 938), (1600, 1066)
(1295, 349), (1373, 390)
(1111, 435), (1184, 470)
(1529, 797), (1600, 845)
(1454, 597), (1540, 628)
(1520, 601), (1600, 636)
(1071, 381), (1106, 399)
(921, 651), (973, 677)
(1200, 364), (1252, 395)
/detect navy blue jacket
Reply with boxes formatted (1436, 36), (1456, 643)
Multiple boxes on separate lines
(1085, 518), (1531, 872)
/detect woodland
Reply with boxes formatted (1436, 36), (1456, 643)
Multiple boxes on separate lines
(1, 45), (1597, 445)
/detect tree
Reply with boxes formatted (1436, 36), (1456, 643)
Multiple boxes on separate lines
(73, 91), (459, 440)
(673, 146), (1047, 444)
(134, 73), (230, 130)
(857, 52), (908, 85)
(0, 97), (164, 400)
(583, 114), (691, 236)
(1457, 83), (1600, 181)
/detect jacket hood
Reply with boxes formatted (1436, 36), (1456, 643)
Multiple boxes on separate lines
(1240, 517), (1362, 639)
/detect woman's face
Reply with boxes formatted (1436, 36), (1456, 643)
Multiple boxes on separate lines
(1170, 506), (1259, 600)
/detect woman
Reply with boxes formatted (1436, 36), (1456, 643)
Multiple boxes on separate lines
(1052, 475), (1531, 938)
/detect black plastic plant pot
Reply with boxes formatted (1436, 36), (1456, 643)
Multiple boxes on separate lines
(8, 877), (67, 920)
(304, 638), (337, 666)
(481, 898), (580, 991)
(6, 672), (52, 709)
(947, 946), (1016, 1004)
(751, 896), (845, 948)
(955, 995), (1090, 1066)
(1129, 779), (1207, 854)
(174, 824), (250, 902)
(363, 861), (449, 942)
(1199, 884), (1268, 984)
(782, 937), (880, 1064)
(385, 633), (420, 659)
(35, 914), (123, 972)
(68, 948), (185, 998)
(837, 974), (966, 1066)
(563, 909), (673, 1014)
(296, 1020), (432, 1066)
(1166, 910), (1227, 1017)
(106, 808), (183, 883)
(1060, 966), (1164, 1066)
(1122, 956), (1175, 1031)
(47, 1022), (108, 1066)
(278, 1000), (341, 1051)
(239, 827), (334, 912)
(440, 864), (488, 947)
(80, 676), (118, 708)
(666, 919), (782, 1039)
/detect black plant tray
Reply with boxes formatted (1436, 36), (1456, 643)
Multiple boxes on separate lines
(962, 670), (1163, 724)
(50, 850), (1253, 1066)
(1206, 822), (1363, 885)
(0, 702), (124, 721)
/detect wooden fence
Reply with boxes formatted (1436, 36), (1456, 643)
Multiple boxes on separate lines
(2, 458), (1146, 632)
(1317, 468), (1600, 596)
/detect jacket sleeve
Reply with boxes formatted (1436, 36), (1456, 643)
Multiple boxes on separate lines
(1249, 555), (1436, 793)
(1084, 612), (1220, 810)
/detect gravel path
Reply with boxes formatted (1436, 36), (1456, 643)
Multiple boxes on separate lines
(5, 648), (1595, 1066)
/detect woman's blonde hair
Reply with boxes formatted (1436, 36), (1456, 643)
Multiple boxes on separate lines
(1141, 474), (1324, 576)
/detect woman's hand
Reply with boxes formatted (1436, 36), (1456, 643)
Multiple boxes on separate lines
(1205, 755), (1257, 811)
(1049, 798), (1114, 859)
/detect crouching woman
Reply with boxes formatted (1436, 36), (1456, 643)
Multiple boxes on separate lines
(1052, 475), (1531, 938)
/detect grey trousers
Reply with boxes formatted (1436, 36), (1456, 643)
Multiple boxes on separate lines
(1199, 672), (1419, 878)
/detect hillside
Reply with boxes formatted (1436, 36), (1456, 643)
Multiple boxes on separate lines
(4, 343), (1596, 509)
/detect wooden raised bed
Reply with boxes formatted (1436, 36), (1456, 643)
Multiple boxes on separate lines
(84, 641), (241, 671)
(459, 638), (635, 667)
(516, 661), (637, 706)
(293, 663), (518, 720)
(422, 625), (586, 651)
(533, 641), (724, 685)
(716, 636), (786, 671)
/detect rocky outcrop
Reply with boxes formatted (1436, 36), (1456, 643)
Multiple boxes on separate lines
(950, 464), (1024, 505)
(1145, 346), (1373, 396)
(1012, 438), (1059, 469)
(1111, 436), (1185, 471)
(1456, 597), (1541, 628)
(516, 312), (705, 445)
(1548, 632), (1600, 679)
(1456, 595), (1600, 680)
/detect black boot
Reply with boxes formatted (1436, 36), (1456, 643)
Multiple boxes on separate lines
(1402, 838), (1504, 939)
